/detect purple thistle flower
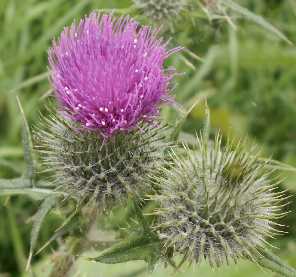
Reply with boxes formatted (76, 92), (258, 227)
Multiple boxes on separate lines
(49, 12), (181, 138)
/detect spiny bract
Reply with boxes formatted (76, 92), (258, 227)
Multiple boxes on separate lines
(151, 134), (285, 267)
(134, 0), (188, 23)
(35, 112), (170, 211)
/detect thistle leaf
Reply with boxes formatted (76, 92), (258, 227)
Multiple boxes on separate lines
(87, 235), (161, 270)
(16, 96), (36, 185)
(88, 199), (161, 269)
(132, 200), (150, 234)
(0, 178), (31, 189)
(254, 248), (296, 276)
(26, 195), (57, 270)
(36, 217), (79, 255)
(0, 178), (59, 200)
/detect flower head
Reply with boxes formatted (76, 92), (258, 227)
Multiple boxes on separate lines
(49, 13), (180, 138)
(150, 134), (285, 267)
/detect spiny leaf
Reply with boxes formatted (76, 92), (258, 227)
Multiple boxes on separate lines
(254, 248), (296, 277)
(0, 179), (60, 200)
(133, 199), (151, 234)
(87, 234), (161, 270)
(26, 195), (57, 270)
(221, 0), (292, 45)
(16, 96), (36, 185)
(87, 200), (161, 269)
(0, 178), (31, 189)
(36, 217), (79, 255)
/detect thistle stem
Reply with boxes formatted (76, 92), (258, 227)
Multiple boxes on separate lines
(255, 249), (296, 277)
(48, 206), (98, 277)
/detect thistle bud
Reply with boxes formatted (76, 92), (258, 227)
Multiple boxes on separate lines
(35, 113), (170, 211)
(151, 134), (285, 267)
(133, 0), (188, 23)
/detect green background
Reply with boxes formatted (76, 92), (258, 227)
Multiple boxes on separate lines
(0, 0), (295, 276)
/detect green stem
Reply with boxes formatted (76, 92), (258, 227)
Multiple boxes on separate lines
(48, 206), (98, 277)
(6, 201), (27, 274)
(255, 249), (296, 277)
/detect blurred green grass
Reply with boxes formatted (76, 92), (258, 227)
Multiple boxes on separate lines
(0, 0), (296, 276)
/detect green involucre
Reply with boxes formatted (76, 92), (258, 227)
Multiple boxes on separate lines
(34, 111), (170, 211)
(150, 134), (285, 267)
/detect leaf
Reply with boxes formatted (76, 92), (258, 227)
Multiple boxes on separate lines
(0, 178), (60, 200)
(26, 195), (57, 270)
(16, 96), (36, 185)
(10, 72), (49, 93)
(221, 0), (292, 45)
(0, 178), (31, 189)
(88, 200), (161, 270)
(179, 47), (219, 101)
(0, 175), (60, 199)
(132, 199), (150, 234)
(0, 158), (23, 175)
(87, 235), (161, 271)
(253, 248), (296, 276)
(261, 159), (296, 173)
(171, 91), (214, 141)
(6, 201), (27, 272)
(36, 218), (78, 255)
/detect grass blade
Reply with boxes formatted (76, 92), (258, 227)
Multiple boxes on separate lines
(221, 0), (292, 45)
(10, 72), (48, 93)
(26, 195), (57, 270)
(171, 90), (214, 141)
(6, 201), (27, 273)
(16, 96), (36, 185)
